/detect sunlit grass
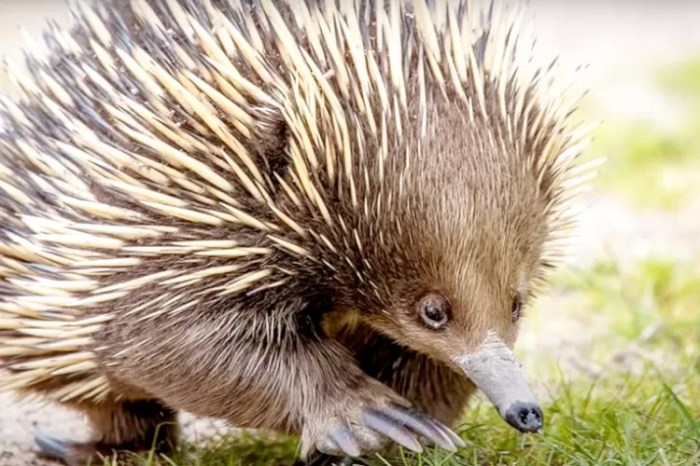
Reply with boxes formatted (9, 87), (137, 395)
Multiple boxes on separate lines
(385, 368), (699, 466)
(559, 257), (700, 346)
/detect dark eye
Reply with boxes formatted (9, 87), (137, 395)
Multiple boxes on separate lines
(511, 295), (523, 323)
(417, 292), (452, 330)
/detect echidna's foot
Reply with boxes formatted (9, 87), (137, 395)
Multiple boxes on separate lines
(36, 399), (178, 465)
(303, 381), (464, 460)
(35, 433), (117, 466)
(35, 432), (177, 466)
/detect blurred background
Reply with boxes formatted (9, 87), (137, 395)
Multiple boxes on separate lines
(0, 1), (699, 465)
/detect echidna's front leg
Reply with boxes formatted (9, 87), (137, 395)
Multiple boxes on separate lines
(35, 399), (178, 466)
(336, 323), (476, 427)
(96, 305), (462, 462)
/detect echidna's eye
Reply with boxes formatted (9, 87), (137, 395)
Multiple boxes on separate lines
(511, 295), (523, 323)
(417, 292), (451, 330)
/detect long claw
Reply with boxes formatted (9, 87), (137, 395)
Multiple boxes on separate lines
(362, 410), (423, 453)
(429, 420), (466, 448)
(35, 433), (70, 461)
(383, 405), (456, 452)
(329, 425), (361, 457)
(316, 435), (341, 458)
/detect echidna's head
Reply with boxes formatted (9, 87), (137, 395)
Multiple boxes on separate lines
(321, 92), (551, 433)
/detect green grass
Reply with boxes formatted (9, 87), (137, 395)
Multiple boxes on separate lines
(558, 257), (700, 346)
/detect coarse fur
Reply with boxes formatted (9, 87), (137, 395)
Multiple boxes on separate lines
(0, 0), (596, 462)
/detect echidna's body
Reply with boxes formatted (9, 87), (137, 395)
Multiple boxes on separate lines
(0, 0), (593, 464)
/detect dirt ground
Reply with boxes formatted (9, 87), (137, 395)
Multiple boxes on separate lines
(1, 1), (700, 465)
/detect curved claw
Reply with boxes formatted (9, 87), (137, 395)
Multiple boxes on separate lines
(35, 432), (70, 461)
(383, 405), (457, 452)
(429, 420), (466, 448)
(329, 425), (361, 457)
(362, 409), (423, 453)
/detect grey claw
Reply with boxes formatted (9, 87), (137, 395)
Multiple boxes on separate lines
(329, 425), (361, 457)
(429, 420), (466, 448)
(316, 435), (341, 457)
(35, 432), (69, 461)
(362, 409), (423, 453)
(383, 405), (457, 452)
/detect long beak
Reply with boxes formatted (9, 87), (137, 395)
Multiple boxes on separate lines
(454, 331), (543, 433)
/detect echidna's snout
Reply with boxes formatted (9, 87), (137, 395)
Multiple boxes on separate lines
(504, 402), (543, 433)
(455, 331), (543, 434)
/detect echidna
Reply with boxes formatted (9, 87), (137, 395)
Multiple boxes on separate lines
(0, 0), (595, 464)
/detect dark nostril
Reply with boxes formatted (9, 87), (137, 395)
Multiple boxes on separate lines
(504, 402), (543, 433)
